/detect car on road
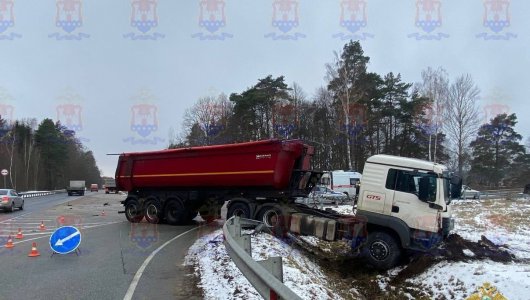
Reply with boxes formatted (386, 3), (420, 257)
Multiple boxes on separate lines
(304, 186), (349, 205)
(0, 189), (24, 212)
(90, 184), (99, 192)
(462, 185), (480, 199)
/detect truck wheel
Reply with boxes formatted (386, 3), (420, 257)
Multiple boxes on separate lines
(363, 231), (402, 270)
(164, 199), (187, 225)
(257, 206), (289, 237)
(227, 202), (251, 219)
(257, 207), (281, 228)
(68, 192), (72, 196)
(125, 199), (144, 223)
(144, 199), (163, 224)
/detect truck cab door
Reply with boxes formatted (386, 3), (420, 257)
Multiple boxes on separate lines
(388, 170), (440, 235)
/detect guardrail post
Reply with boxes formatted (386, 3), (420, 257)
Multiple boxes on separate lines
(223, 216), (302, 300)
(258, 257), (283, 282)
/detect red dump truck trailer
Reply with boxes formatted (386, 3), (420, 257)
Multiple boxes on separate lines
(116, 139), (321, 225)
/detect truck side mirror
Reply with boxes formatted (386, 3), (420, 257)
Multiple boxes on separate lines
(450, 176), (462, 199)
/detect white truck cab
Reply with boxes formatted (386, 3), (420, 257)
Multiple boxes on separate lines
(355, 155), (459, 269)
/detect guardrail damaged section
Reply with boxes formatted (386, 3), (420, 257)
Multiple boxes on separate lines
(223, 216), (302, 300)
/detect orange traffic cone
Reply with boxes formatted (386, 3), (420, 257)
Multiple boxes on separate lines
(5, 236), (14, 249)
(28, 242), (40, 257)
(101, 210), (106, 217)
(39, 221), (46, 231)
(15, 228), (23, 239)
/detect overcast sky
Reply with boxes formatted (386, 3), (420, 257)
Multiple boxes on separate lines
(1, 0), (528, 176)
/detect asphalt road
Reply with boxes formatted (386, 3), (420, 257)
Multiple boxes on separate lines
(0, 192), (218, 300)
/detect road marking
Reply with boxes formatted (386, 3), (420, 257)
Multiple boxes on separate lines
(123, 226), (201, 300)
(3, 221), (124, 246)
(0, 212), (33, 224)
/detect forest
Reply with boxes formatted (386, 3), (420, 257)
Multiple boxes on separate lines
(0, 118), (101, 191)
(173, 41), (529, 189)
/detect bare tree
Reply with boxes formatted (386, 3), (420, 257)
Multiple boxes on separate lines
(445, 74), (481, 176)
(415, 67), (449, 162)
(183, 94), (233, 145)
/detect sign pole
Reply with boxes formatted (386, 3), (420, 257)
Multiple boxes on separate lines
(1, 169), (8, 188)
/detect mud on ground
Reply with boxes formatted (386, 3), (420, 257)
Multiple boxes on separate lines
(290, 233), (518, 300)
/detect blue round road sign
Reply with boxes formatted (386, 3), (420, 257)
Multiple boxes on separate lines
(49, 226), (82, 254)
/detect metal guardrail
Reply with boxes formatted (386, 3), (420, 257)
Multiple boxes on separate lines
(223, 216), (302, 300)
(19, 191), (55, 198)
(479, 188), (524, 200)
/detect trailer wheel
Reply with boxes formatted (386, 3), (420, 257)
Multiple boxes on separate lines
(227, 202), (251, 219)
(363, 231), (402, 270)
(257, 207), (282, 228)
(257, 206), (289, 237)
(164, 199), (188, 225)
(144, 198), (163, 224)
(125, 199), (144, 223)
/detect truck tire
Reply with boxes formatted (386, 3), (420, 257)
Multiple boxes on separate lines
(227, 202), (251, 219)
(164, 199), (188, 225)
(144, 198), (163, 224)
(257, 206), (290, 237)
(68, 192), (72, 196)
(125, 199), (144, 223)
(363, 231), (402, 270)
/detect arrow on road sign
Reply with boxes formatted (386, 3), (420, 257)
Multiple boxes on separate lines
(55, 230), (80, 247)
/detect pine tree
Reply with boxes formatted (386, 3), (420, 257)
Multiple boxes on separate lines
(468, 113), (525, 188)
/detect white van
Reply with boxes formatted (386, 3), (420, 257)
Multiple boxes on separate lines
(320, 170), (362, 199)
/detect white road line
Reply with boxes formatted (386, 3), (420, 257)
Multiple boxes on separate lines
(0, 212), (33, 224)
(123, 226), (202, 300)
(3, 221), (124, 246)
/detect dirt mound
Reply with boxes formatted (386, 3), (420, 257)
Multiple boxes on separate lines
(441, 234), (515, 263)
(391, 234), (516, 286)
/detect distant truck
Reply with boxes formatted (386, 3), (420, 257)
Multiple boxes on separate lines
(104, 178), (118, 194)
(90, 184), (99, 192)
(67, 180), (85, 196)
(320, 170), (362, 200)
(115, 140), (461, 269)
